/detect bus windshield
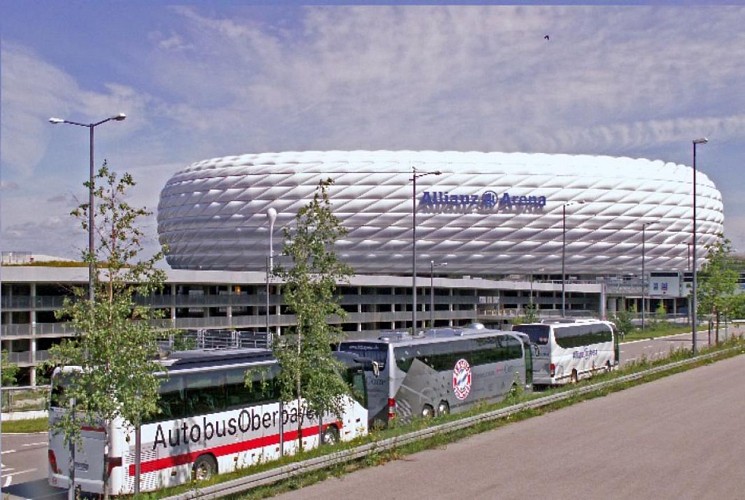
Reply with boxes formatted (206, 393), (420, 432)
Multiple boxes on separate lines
(338, 342), (388, 368)
(512, 324), (550, 345)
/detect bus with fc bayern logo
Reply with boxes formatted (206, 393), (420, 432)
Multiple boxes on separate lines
(337, 324), (532, 427)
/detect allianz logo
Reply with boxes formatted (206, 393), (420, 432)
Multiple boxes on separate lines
(419, 191), (548, 210)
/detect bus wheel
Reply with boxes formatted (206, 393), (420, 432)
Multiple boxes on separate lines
(571, 370), (579, 384)
(421, 404), (435, 419)
(322, 425), (339, 446)
(192, 454), (217, 482)
(437, 401), (450, 416)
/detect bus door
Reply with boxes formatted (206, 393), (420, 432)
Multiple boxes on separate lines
(520, 336), (533, 386)
(337, 342), (390, 427)
(613, 325), (620, 365)
(512, 325), (551, 386)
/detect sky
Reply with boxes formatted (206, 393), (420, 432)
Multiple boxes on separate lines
(2, 1), (745, 266)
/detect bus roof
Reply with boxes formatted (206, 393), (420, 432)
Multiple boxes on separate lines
(342, 327), (520, 347)
(159, 348), (275, 370)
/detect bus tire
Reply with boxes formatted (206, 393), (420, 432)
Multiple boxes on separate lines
(571, 370), (579, 384)
(192, 454), (218, 482)
(421, 404), (435, 419)
(322, 425), (339, 446)
(437, 400), (450, 416)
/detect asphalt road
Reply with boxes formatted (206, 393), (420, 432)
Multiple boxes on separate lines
(275, 350), (745, 500)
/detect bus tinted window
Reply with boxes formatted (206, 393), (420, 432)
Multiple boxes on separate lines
(512, 324), (550, 345)
(394, 336), (523, 373)
(339, 342), (388, 368)
(554, 324), (612, 349)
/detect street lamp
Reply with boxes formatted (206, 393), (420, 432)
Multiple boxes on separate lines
(49, 113), (127, 302)
(411, 167), (441, 333)
(692, 137), (708, 354)
(641, 221), (656, 330)
(561, 200), (585, 317)
(430, 260), (447, 328)
(266, 208), (277, 346)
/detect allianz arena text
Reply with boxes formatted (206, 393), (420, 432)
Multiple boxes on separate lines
(157, 151), (723, 276)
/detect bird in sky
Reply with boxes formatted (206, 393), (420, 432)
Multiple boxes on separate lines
(544, 34), (550, 40)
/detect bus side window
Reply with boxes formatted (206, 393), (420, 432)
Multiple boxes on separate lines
(157, 375), (186, 421)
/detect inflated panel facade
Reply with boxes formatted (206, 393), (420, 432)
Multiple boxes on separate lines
(157, 151), (723, 275)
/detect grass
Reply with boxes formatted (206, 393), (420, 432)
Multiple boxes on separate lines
(1, 417), (47, 433)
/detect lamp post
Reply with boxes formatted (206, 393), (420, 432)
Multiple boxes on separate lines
(692, 137), (708, 354)
(641, 221), (655, 330)
(430, 260), (447, 328)
(266, 208), (277, 346)
(49, 113), (127, 302)
(411, 167), (441, 333)
(561, 201), (585, 317)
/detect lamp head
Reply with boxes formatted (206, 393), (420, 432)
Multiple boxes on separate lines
(113, 113), (127, 121)
(693, 137), (708, 145)
(49, 117), (64, 124)
(266, 207), (277, 224)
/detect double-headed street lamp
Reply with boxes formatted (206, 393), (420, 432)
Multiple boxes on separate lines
(641, 221), (656, 330)
(266, 208), (278, 346)
(430, 260), (447, 328)
(692, 137), (708, 354)
(49, 113), (127, 302)
(561, 201), (585, 317)
(411, 167), (441, 333)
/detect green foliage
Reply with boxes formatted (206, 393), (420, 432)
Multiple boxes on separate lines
(48, 164), (168, 467)
(272, 178), (354, 447)
(654, 302), (667, 324)
(698, 235), (740, 342)
(611, 309), (634, 336)
(514, 303), (538, 325)
(2, 350), (19, 387)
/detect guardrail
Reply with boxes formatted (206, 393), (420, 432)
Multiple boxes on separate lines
(161, 347), (737, 500)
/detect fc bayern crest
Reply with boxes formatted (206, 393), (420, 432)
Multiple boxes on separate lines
(452, 358), (472, 400)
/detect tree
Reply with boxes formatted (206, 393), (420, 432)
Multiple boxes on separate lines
(697, 235), (740, 344)
(48, 164), (168, 499)
(1, 350), (18, 387)
(1, 350), (19, 411)
(271, 178), (353, 451)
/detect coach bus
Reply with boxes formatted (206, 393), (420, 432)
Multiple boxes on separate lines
(512, 319), (619, 387)
(48, 349), (369, 496)
(337, 324), (532, 427)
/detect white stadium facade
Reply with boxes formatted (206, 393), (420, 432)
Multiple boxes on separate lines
(157, 150), (723, 275)
(0, 151), (726, 386)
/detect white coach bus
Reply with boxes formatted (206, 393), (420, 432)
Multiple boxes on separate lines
(48, 349), (369, 496)
(337, 324), (532, 427)
(512, 319), (619, 387)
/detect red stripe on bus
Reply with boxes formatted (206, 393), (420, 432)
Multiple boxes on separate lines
(127, 423), (338, 476)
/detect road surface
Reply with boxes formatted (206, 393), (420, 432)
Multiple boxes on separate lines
(275, 352), (745, 500)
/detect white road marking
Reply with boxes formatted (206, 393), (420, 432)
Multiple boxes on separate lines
(3, 474), (11, 487)
(3, 468), (37, 478)
(1, 450), (17, 455)
(22, 442), (48, 448)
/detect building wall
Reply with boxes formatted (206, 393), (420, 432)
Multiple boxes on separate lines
(1, 266), (606, 386)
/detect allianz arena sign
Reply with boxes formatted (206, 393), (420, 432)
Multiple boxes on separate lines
(420, 190), (547, 211)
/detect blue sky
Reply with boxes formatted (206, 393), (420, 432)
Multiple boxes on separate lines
(2, 2), (745, 264)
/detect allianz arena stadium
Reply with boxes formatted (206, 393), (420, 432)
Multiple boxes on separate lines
(157, 151), (723, 276)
